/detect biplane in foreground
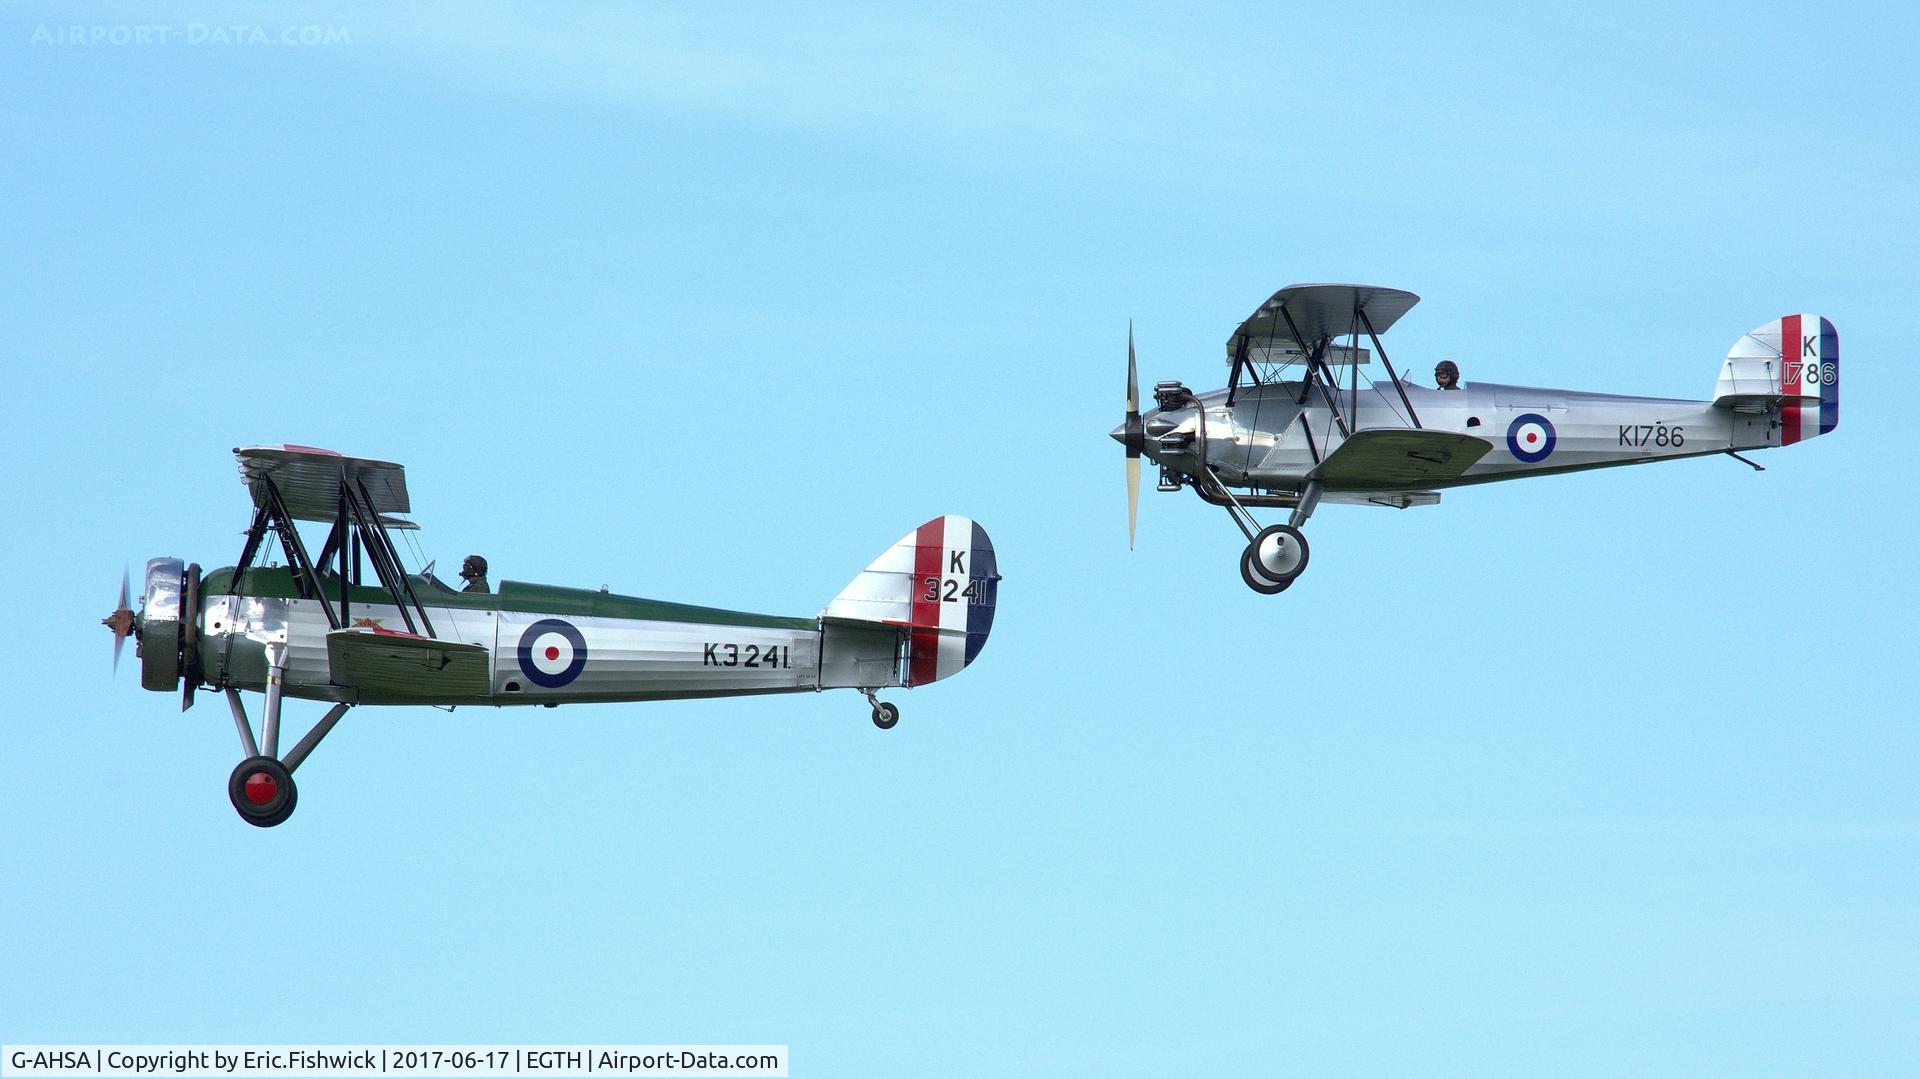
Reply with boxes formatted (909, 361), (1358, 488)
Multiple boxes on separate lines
(1114, 284), (1839, 593)
(106, 446), (999, 826)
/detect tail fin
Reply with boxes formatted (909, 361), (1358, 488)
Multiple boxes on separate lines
(822, 516), (999, 688)
(1714, 314), (1839, 443)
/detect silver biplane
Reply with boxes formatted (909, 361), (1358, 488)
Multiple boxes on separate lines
(105, 446), (1000, 826)
(1114, 284), (1839, 592)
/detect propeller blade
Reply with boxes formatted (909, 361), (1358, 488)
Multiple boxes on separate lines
(105, 566), (133, 672)
(1123, 323), (1146, 548)
(1127, 322), (1139, 414)
(1126, 455), (1140, 550)
(181, 679), (196, 712)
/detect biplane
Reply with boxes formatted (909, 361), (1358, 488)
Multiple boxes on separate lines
(1114, 284), (1839, 593)
(105, 446), (1000, 826)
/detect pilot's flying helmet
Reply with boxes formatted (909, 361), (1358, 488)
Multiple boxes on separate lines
(460, 554), (488, 578)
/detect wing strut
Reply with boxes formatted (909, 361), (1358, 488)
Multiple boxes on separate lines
(341, 477), (435, 638)
(245, 475), (343, 631)
(229, 504), (272, 596)
(229, 466), (437, 639)
(1226, 336), (1260, 405)
(1280, 307), (1352, 440)
(313, 495), (352, 627)
(1359, 307), (1422, 429)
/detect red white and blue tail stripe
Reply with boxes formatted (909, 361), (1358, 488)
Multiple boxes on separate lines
(1776, 314), (1840, 444)
(1715, 314), (1839, 444)
(822, 516), (999, 688)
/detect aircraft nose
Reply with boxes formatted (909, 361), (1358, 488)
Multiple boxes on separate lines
(1109, 422), (1128, 445)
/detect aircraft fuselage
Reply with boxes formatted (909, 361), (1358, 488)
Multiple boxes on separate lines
(1140, 379), (1778, 491)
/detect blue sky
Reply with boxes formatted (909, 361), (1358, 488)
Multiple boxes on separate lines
(3, 2), (1916, 1076)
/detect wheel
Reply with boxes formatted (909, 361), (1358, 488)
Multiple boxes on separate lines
(227, 756), (297, 828)
(1239, 545), (1293, 594)
(871, 702), (900, 730)
(1245, 524), (1309, 583)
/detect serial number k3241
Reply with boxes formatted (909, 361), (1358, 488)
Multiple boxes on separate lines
(702, 643), (791, 668)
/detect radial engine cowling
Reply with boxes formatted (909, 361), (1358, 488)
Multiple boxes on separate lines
(138, 557), (186, 692)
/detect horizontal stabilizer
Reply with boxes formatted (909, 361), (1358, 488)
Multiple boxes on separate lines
(1309, 429), (1492, 491)
(326, 626), (490, 702)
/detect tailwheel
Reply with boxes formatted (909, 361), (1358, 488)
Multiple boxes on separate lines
(228, 756), (297, 828)
(1240, 524), (1309, 594)
(871, 702), (900, 730)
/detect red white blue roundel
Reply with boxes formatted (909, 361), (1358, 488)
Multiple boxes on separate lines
(518, 618), (587, 688)
(1506, 413), (1557, 463)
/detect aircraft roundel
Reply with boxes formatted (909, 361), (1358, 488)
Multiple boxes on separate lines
(517, 618), (587, 689)
(1506, 413), (1557, 464)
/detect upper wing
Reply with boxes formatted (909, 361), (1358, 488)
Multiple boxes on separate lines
(234, 444), (412, 524)
(1308, 428), (1492, 491)
(1226, 283), (1420, 362)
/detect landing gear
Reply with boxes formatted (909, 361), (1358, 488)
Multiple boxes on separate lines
(862, 689), (900, 730)
(228, 756), (297, 828)
(1240, 524), (1308, 593)
(1216, 479), (1321, 595)
(219, 647), (351, 827)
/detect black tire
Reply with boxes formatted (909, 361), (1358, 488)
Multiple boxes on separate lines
(872, 702), (900, 730)
(1239, 546), (1293, 594)
(227, 756), (297, 828)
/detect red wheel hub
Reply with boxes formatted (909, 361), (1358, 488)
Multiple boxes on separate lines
(243, 771), (279, 805)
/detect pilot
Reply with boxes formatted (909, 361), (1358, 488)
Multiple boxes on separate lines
(1434, 359), (1462, 390)
(459, 554), (490, 593)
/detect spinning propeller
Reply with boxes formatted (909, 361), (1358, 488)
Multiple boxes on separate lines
(103, 567), (134, 671)
(1122, 323), (1145, 548)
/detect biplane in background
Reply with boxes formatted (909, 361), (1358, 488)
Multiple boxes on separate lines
(1114, 284), (1839, 593)
(105, 446), (999, 826)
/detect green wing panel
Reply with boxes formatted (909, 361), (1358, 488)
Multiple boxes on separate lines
(1309, 428), (1493, 491)
(326, 628), (490, 702)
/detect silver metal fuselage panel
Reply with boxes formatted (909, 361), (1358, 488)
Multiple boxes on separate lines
(1146, 380), (1773, 490)
(196, 596), (896, 707)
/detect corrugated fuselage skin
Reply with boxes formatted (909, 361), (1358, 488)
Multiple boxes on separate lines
(193, 569), (894, 707)
(1147, 380), (1777, 490)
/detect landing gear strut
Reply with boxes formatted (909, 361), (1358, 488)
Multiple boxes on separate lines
(221, 642), (351, 827)
(1224, 480), (1322, 595)
(862, 688), (900, 730)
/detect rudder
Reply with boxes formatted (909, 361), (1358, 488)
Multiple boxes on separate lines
(1714, 314), (1839, 444)
(822, 516), (999, 688)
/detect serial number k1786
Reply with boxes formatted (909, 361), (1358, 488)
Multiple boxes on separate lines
(1618, 424), (1684, 448)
